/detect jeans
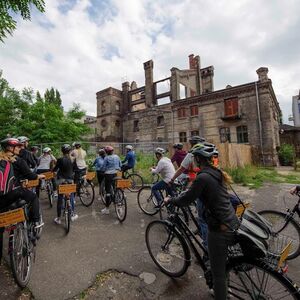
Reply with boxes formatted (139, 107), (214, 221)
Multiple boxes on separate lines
(151, 180), (174, 205)
(96, 171), (105, 195)
(208, 230), (236, 300)
(104, 174), (116, 207)
(196, 198), (208, 249)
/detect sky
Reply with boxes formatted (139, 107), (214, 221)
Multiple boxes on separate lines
(0, 0), (299, 124)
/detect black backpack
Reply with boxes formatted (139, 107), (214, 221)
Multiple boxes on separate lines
(0, 159), (15, 196)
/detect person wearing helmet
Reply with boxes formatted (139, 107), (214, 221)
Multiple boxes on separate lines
(0, 138), (44, 230)
(70, 142), (87, 189)
(101, 146), (121, 215)
(150, 148), (175, 208)
(30, 146), (40, 166)
(36, 147), (57, 197)
(165, 144), (240, 300)
(93, 148), (106, 199)
(121, 145), (136, 175)
(53, 144), (77, 223)
(17, 136), (38, 170)
(171, 143), (187, 168)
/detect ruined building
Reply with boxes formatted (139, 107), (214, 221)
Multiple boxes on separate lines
(95, 54), (281, 165)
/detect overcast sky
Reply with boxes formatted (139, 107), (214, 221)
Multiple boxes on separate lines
(0, 0), (299, 124)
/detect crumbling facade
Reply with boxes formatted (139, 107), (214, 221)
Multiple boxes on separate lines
(95, 55), (281, 165)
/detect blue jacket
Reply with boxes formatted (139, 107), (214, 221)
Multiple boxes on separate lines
(93, 156), (105, 172)
(122, 151), (136, 168)
(103, 154), (121, 174)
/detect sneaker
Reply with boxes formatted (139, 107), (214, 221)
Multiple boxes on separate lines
(53, 191), (58, 197)
(101, 207), (110, 215)
(71, 214), (78, 221)
(54, 217), (61, 225)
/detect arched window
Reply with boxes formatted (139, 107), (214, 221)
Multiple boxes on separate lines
(101, 101), (106, 113)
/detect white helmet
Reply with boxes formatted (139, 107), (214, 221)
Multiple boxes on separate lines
(125, 145), (133, 150)
(18, 136), (29, 143)
(155, 147), (165, 155)
(43, 147), (51, 153)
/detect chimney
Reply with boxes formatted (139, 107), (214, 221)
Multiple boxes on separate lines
(122, 81), (130, 113)
(256, 67), (269, 82)
(143, 60), (154, 107)
(189, 54), (197, 69)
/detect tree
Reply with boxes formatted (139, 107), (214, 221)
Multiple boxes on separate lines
(0, 0), (45, 42)
(44, 87), (62, 107)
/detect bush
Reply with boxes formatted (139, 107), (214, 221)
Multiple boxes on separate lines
(278, 144), (294, 166)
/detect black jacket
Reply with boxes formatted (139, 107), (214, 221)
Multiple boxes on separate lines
(171, 166), (240, 232)
(12, 157), (38, 186)
(53, 156), (74, 180)
(19, 149), (37, 169)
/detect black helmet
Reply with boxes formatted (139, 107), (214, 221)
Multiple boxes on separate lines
(173, 143), (183, 150)
(73, 142), (81, 148)
(31, 146), (39, 151)
(0, 138), (23, 150)
(61, 144), (71, 153)
(189, 136), (205, 145)
(192, 144), (215, 159)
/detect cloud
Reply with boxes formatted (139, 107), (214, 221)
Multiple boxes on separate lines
(0, 0), (299, 123)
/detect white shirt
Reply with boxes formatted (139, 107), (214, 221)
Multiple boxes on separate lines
(151, 157), (175, 183)
(37, 154), (56, 170)
(71, 148), (87, 169)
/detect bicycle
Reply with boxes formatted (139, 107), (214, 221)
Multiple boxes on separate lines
(105, 177), (128, 222)
(258, 192), (300, 260)
(122, 168), (144, 192)
(40, 171), (55, 208)
(58, 182), (76, 234)
(0, 200), (36, 288)
(76, 171), (95, 207)
(145, 203), (300, 299)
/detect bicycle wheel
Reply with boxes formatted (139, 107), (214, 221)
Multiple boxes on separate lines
(145, 220), (191, 277)
(79, 181), (95, 207)
(227, 257), (300, 299)
(35, 207), (43, 239)
(64, 199), (71, 234)
(114, 189), (127, 222)
(127, 173), (144, 192)
(47, 181), (54, 208)
(99, 180), (106, 205)
(137, 187), (159, 216)
(258, 210), (300, 260)
(9, 223), (32, 288)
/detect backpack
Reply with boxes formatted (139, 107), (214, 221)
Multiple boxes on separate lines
(0, 159), (15, 196)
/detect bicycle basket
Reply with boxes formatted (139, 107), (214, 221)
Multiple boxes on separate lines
(0, 208), (25, 227)
(26, 179), (40, 188)
(116, 179), (131, 189)
(86, 172), (96, 181)
(42, 171), (54, 180)
(58, 184), (76, 195)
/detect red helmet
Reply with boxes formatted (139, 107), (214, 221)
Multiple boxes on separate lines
(104, 146), (114, 153)
(1, 138), (23, 150)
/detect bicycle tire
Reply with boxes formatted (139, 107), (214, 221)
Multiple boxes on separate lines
(258, 210), (300, 260)
(227, 256), (300, 299)
(79, 181), (95, 207)
(127, 173), (144, 192)
(137, 187), (159, 216)
(145, 220), (191, 277)
(114, 188), (127, 222)
(47, 181), (54, 208)
(64, 199), (71, 234)
(99, 180), (106, 205)
(35, 206), (43, 239)
(9, 223), (32, 288)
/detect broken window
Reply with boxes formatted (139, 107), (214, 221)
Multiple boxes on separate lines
(101, 101), (106, 113)
(115, 101), (120, 112)
(179, 132), (187, 143)
(157, 116), (165, 127)
(219, 127), (231, 143)
(237, 126), (248, 143)
(190, 105), (198, 116)
(179, 83), (187, 99)
(177, 108), (186, 118)
(224, 98), (238, 117)
(133, 120), (139, 132)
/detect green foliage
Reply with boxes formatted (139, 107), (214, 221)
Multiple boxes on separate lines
(44, 87), (62, 107)
(278, 144), (295, 166)
(0, 71), (91, 144)
(0, 0), (45, 42)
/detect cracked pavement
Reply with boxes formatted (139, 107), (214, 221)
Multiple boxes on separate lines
(1, 182), (300, 299)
